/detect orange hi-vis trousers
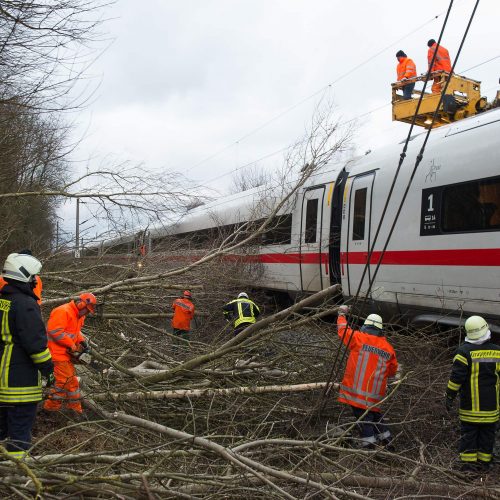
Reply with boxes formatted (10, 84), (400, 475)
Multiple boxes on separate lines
(43, 361), (83, 413)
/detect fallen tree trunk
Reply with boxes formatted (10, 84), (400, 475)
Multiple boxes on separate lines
(98, 312), (207, 319)
(173, 471), (500, 499)
(86, 401), (372, 500)
(302, 472), (500, 500)
(92, 381), (338, 402)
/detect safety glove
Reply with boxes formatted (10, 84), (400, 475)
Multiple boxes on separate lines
(79, 340), (91, 353)
(338, 305), (350, 315)
(445, 394), (455, 413)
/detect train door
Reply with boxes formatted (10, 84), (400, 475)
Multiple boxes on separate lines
(329, 168), (348, 285)
(299, 186), (326, 291)
(346, 173), (375, 296)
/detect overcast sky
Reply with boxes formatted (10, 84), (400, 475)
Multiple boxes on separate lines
(64, 0), (500, 236)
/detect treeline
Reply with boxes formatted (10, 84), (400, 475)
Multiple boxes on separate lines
(0, 1), (106, 255)
(0, 103), (67, 254)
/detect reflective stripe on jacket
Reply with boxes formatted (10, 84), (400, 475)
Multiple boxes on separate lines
(44, 361), (82, 412)
(171, 297), (195, 331)
(0, 282), (52, 403)
(397, 57), (417, 80)
(446, 341), (500, 424)
(428, 43), (451, 72)
(46, 301), (85, 362)
(223, 298), (260, 328)
(337, 316), (398, 411)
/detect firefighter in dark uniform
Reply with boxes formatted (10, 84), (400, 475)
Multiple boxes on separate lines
(445, 315), (500, 471)
(223, 292), (260, 336)
(0, 253), (54, 459)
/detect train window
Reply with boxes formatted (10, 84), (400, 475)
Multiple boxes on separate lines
(353, 188), (367, 240)
(262, 214), (292, 245)
(442, 177), (500, 232)
(305, 199), (318, 243)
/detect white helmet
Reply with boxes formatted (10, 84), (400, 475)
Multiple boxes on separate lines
(363, 313), (383, 330)
(465, 316), (489, 340)
(2, 253), (42, 283)
(238, 292), (249, 299)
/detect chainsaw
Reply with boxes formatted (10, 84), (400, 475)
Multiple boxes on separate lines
(69, 341), (105, 371)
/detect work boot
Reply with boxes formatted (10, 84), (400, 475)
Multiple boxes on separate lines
(456, 461), (480, 473)
(477, 460), (491, 473)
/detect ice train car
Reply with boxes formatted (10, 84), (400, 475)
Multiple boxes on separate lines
(138, 108), (500, 329)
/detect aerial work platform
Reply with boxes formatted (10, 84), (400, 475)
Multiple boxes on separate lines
(391, 72), (487, 129)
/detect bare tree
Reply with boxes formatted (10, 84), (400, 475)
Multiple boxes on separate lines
(0, 1), (112, 255)
(228, 164), (271, 194)
(0, 1), (110, 111)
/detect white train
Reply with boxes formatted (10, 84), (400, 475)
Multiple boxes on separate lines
(115, 108), (500, 330)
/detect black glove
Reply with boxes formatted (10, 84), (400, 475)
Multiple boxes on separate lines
(79, 340), (90, 353)
(38, 359), (54, 378)
(445, 394), (455, 413)
(45, 373), (55, 388)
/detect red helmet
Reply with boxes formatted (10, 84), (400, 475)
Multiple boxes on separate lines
(77, 292), (97, 313)
(183, 290), (192, 298)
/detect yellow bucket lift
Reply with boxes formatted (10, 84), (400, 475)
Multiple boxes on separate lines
(391, 72), (488, 129)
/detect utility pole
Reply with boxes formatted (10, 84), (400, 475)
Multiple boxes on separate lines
(75, 197), (80, 258)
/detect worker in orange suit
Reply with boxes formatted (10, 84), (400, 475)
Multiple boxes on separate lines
(395, 50), (417, 100)
(337, 306), (398, 448)
(43, 293), (97, 414)
(171, 290), (195, 344)
(0, 250), (42, 305)
(427, 39), (452, 94)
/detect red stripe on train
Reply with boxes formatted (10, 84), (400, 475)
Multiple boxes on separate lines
(342, 248), (500, 266)
(224, 253), (328, 264)
(234, 249), (500, 266)
(164, 249), (500, 267)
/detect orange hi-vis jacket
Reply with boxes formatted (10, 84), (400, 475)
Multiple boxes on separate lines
(171, 297), (195, 331)
(46, 301), (85, 361)
(397, 57), (417, 81)
(337, 316), (398, 411)
(0, 275), (43, 305)
(428, 43), (451, 73)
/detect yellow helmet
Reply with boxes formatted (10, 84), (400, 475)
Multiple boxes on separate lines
(363, 314), (383, 330)
(464, 316), (489, 340)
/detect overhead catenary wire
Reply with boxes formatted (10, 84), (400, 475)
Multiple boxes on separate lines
(359, 0), (482, 309)
(319, 0), (483, 419)
(191, 99), (391, 194)
(185, 46), (498, 227)
(313, 0), (467, 418)
(460, 53), (500, 73)
(185, 8), (456, 176)
(316, 1), (483, 413)
(192, 55), (499, 198)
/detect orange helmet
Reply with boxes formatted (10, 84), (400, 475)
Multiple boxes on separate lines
(183, 290), (192, 298)
(77, 292), (97, 313)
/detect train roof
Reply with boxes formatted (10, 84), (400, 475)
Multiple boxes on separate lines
(344, 106), (500, 179)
